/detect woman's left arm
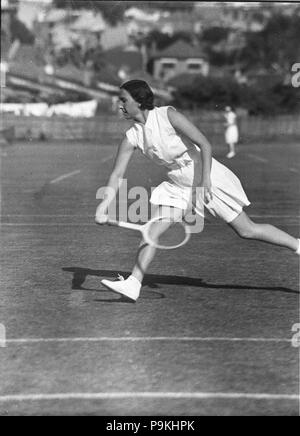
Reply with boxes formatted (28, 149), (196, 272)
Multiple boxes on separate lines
(167, 107), (213, 202)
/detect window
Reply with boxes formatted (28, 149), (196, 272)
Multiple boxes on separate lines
(162, 62), (176, 69)
(187, 63), (201, 71)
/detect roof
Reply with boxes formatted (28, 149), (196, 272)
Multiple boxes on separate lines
(53, 63), (84, 85)
(153, 40), (207, 60)
(124, 7), (161, 22)
(42, 9), (69, 23)
(7, 44), (45, 79)
(10, 44), (43, 65)
(51, 24), (75, 50)
(70, 11), (106, 33)
(9, 61), (45, 80)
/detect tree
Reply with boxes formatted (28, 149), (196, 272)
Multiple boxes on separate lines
(172, 75), (243, 110)
(171, 74), (300, 115)
(237, 13), (300, 72)
(201, 27), (230, 44)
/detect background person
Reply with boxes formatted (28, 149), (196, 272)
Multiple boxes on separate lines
(224, 106), (239, 159)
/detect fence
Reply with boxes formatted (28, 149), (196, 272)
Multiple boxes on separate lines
(188, 112), (300, 140)
(239, 114), (300, 139)
(1, 112), (300, 142)
(1, 113), (129, 142)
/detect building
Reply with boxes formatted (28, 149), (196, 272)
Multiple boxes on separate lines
(17, 0), (53, 30)
(151, 40), (209, 82)
(69, 10), (106, 50)
(124, 7), (162, 39)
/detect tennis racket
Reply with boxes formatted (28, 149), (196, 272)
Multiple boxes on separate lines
(103, 216), (191, 250)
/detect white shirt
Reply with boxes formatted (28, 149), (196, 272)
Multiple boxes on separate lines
(225, 111), (237, 126)
(126, 106), (199, 167)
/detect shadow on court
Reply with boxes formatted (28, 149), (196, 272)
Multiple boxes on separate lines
(62, 267), (299, 301)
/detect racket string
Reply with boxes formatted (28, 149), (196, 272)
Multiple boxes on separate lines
(147, 219), (188, 249)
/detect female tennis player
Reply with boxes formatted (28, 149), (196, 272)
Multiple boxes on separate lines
(95, 80), (300, 302)
(224, 106), (238, 159)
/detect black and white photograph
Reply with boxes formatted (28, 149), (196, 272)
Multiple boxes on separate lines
(0, 0), (299, 417)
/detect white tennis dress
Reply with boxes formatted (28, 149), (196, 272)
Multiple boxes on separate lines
(126, 106), (250, 223)
(225, 110), (239, 144)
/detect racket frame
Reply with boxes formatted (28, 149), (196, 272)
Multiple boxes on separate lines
(106, 216), (191, 250)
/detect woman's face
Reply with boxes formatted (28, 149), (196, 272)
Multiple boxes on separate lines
(119, 89), (140, 119)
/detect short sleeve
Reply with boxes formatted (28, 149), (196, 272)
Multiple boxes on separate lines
(125, 126), (139, 149)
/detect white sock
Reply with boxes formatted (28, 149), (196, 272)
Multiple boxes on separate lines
(296, 239), (300, 255)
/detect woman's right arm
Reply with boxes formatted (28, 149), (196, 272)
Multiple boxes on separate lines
(95, 137), (135, 223)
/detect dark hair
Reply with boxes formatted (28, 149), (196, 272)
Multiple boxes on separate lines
(120, 80), (154, 110)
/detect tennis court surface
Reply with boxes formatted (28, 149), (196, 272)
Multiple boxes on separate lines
(0, 138), (299, 415)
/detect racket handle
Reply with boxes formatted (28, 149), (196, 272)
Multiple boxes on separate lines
(107, 219), (140, 231)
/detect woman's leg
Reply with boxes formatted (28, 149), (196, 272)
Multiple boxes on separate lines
(226, 142), (236, 158)
(101, 206), (185, 302)
(131, 205), (184, 283)
(229, 211), (298, 252)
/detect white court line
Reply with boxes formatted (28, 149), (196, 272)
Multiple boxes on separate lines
(246, 153), (268, 163)
(5, 336), (293, 345)
(47, 154), (114, 185)
(49, 170), (81, 184)
(246, 153), (299, 174)
(98, 154), (115, 164)
(289, 167), (299, 174)
(0, 392), (298, 402)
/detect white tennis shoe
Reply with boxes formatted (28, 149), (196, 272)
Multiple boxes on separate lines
(101, 275), (141, 302)
(296, 239), (300, 256)
(226, 151), (236, 159)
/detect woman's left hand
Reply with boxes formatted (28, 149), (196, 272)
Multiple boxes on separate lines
(201, 178), (213, 204)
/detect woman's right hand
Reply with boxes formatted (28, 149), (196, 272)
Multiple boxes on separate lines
(95, 205), (109, 225)
(95, 214), (108, 225)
